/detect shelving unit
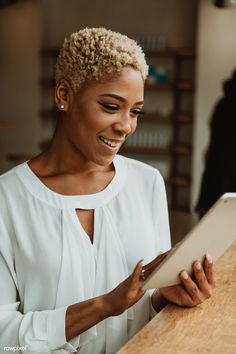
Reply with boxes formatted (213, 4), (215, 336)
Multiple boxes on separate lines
(37, 47), (195, 210)
(121, 49), (195, 210)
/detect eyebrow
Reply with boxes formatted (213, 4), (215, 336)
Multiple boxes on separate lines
(99, 93), (144, 105)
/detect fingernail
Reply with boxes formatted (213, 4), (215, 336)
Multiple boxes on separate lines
(181, 271), (188, 280)
(206, 253), (213, 264)
(195, 261), (201, 270)
(140, 270), (145, 280)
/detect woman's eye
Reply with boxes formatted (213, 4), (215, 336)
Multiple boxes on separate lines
(130, 110), (144, 117)
(99, 103), (119, 111)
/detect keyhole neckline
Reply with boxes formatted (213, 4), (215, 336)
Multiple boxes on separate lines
(16, 155), (126, 210)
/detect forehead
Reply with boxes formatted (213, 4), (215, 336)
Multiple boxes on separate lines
(77, 67), (144, 102)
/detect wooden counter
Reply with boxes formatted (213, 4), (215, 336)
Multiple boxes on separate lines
(118, 242), (236, 354)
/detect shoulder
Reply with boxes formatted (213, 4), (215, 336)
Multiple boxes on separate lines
(116, 155), (164, 187)
(0, 163), (25, 199)
(0, 165), (17, 185)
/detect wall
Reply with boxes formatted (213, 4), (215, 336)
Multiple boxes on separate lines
(0, 1), (42, 172)
(191, 0), (236, 209)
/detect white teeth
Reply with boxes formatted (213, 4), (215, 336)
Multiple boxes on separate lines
(99, 136), (119, 148)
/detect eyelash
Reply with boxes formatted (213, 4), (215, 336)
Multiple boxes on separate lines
(99, 103), (144, 117)
(131, 110), (144, 117)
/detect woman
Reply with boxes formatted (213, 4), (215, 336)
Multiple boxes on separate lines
(0, 28), (215, 354)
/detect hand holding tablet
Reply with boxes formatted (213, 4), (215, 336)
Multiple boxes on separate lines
(150, 253), (216, 310)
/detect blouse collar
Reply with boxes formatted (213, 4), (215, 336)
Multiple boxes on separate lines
(15, 155), (126, 209)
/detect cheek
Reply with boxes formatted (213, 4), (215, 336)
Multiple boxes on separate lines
(76, 114), (100, 134)
(80, 107), (107, 129)
(131, 119), (138, 134)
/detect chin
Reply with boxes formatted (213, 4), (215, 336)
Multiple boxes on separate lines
(92, 154), (115, 167)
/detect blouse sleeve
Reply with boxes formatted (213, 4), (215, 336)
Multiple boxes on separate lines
(0, 216), (77, 354)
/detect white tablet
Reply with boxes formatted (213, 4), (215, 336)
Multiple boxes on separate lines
(142, 193), (236, 290)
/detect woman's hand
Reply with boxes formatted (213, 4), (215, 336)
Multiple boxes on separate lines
(105, 260), (146, 316)
(153, 254), (216, 309)
(66, 261), (145, 340)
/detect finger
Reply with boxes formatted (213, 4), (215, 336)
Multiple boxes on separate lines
(160, 285), (193, 307)
(129, 261), (146, 298)
(204, 254), (216, 288)
(179, 270), (202, 304)
(142, 250), (170, 275)
(192, 261), (209, 292)
(133, 260), (144, 275)
(131, 260), (144, 284)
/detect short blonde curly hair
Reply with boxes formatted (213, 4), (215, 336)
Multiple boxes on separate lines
(55, 27), (148, 91)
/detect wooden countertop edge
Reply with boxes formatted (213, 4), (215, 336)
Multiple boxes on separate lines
(117, 241), (236, 354)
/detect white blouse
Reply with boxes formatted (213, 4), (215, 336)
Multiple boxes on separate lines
(0, 155), (171, 354)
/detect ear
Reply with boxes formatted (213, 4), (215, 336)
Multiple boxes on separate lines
(55, 79), (73, 112)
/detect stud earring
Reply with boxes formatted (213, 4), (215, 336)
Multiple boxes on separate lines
(60, 104), (65, 109)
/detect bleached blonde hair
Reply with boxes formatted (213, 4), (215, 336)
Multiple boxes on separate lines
(55, 27), (148, 91)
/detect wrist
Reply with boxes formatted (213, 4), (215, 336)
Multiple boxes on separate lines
(102, 292), (125, 317)
(101, 292), (119, 317)
(95, 294), (112, 320)
(151, 289), (169, 313)
(65, 295), (111, 341)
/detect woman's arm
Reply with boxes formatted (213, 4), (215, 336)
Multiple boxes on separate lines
(0, 250), (145, 352)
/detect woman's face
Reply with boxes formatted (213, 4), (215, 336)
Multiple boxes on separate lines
(63, 66), (144, 167)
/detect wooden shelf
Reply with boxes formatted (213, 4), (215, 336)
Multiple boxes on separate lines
(0, 121), (16, 129)
(142, 112), (193, 124)
(121, 145), (191, 156)
(144, 49), (195, 59)
(144, 49), (176, 58)
(174, 113), (193, 123)
(175, 81), (194, 91)
(142, 113), (173, 123)
(173, 145), (191, 155)
(145, 81), (194, 92)
(145, 82), (174, 90)
(167, 175), (191, 187)
(121, 146), (171, 155)
(176, 49), (195, 58)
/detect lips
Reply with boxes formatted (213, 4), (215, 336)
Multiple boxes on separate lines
(99, 135), (123, 149)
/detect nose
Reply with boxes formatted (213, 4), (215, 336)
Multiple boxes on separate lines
(112, 113), (134, 136)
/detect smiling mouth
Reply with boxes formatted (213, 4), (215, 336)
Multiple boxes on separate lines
(99, 135), (123, 148)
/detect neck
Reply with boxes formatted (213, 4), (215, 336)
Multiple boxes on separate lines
(31, 121), (113, 177)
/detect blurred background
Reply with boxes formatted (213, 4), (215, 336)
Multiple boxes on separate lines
(1, 0), (236, 243)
